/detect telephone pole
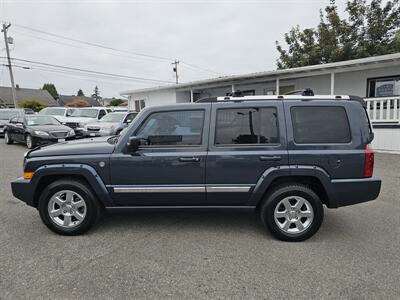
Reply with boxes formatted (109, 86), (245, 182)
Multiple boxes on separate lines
(172, 60), (179, 84)
(1, 22), (17, 108)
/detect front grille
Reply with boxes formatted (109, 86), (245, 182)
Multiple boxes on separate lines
(87, 126), (100, 132)
(0, 125), (4, 128)
(65, 122), (78, 129)
(50, 131), (68, 138)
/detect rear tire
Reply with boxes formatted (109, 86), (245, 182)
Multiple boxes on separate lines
(259, 184), (324, 242)
(4, 131), (13, 144)
(38, 179), (102, 235)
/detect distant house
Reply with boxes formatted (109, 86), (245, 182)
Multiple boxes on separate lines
(0, 86), (58, 108)
(102, 97), (128, 107)
(58, 95), (102, 107)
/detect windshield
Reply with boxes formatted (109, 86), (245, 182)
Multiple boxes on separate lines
(39, 108), (65, 116)
(70, 109), (98, 118)
(100, 113), (125, 123)
(0, 110), (20, 120)
(25, 116), (60, 126)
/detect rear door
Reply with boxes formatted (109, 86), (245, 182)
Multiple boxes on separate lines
(206, 101), (288, 205)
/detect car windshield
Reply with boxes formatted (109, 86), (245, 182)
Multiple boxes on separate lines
(25, 116), (60, 126)
(0, 110), (20, 120)
(39, 108), (65, 116)
(70, 109), (98, 118)
(100, 113), (125, 123)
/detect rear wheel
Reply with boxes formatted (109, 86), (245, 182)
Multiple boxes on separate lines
(4, 131), (13, 144)
(259, 184), (324, 242)
(25, 134), (35, 149)
(38, 179), (102, 235)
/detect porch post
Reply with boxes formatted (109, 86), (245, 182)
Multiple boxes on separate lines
(330, 72), (335, 95)
(276, 78), (280, 95)
(190, 89), (194, 103)
(231, 84), (235, 93)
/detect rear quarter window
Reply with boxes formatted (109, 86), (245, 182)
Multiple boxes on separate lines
(291, 106), (351, 144)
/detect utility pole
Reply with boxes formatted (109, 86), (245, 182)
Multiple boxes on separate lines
(1, 22), (17, 108)
(172, 60), (179, 84)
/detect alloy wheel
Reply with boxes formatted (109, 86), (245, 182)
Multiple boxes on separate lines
(47, 190), (87, 228)
(273, 196), (314, 235)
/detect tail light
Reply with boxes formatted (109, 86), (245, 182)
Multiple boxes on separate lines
(364, 144), (374, 177)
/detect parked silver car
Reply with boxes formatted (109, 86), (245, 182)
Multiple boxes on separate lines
(83, 112), (137, 137)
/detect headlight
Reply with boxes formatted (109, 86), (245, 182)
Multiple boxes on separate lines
(68, 129), (75, 136)
(34, 130), (49, 136)
(79, 121), (88, 128)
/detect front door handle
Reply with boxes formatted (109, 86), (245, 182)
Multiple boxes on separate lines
(259, 156), (282, 161)
(178, 157), (200, 162)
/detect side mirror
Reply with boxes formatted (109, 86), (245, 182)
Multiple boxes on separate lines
(125, 119), (132, 124)
(126, 136), (140, 152)
(16, 122), (24, 127)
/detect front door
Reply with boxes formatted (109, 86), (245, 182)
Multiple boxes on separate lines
(206, 101), (288, 205)
(110, 106), (211, 206)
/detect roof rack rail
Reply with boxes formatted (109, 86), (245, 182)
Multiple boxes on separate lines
(284, 88), (314, 96)
(195, 97), (217, 103)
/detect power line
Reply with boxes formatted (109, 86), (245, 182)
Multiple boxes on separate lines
(12, 23), (224, 76)
(0, 56), (175, 84)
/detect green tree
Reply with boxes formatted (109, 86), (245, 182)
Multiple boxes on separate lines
(42, 83), (59, 99)
(276, 0), (400, 69)
(109, 99), (125, 106)
(19, 99), (48, 112)
(91, 85), (102, 104)
(77, 89), (85, 96)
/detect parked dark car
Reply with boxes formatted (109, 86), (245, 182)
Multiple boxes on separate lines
(4, 115), (75, 149)
(10, 92), (381, 241)
(0, 109), (25, 137)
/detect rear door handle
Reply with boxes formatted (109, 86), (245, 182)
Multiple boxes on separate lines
(259, 156), (282, 161)
(178, 157), (200, 162)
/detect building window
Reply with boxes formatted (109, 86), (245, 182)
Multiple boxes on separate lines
(134, 99), (146, 112)
(368, 76), (400, 97)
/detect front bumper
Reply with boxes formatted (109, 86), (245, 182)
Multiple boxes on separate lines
(11, 177), (35, 207)
(33, 135), (75, 146)
(331, 177), (381, 207)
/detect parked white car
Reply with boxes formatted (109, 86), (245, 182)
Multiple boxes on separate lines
(63, 107), (109, 137)
(39, 107), (76, 123)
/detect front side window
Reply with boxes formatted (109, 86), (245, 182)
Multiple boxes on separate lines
(136, 110), (204, 146)
(291, 106), (351, 144)
(215, 107), (279, 145)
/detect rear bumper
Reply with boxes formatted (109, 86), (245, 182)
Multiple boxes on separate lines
(11, 177), (35, 207)
(331, 177), (381, 207)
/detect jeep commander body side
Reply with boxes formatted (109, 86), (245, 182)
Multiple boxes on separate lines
(11, 94), (381, 241)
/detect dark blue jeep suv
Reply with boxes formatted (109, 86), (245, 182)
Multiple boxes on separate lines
(11, 93), (381, 241)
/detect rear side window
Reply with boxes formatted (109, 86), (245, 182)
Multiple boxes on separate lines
(215, 107), (279, 145)
(291, 106), (351, 144)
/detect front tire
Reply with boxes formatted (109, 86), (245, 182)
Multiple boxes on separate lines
(38, 179), (102, 235)
(4, 131), (13, 144)
(25, 134), (35, 149)
(259, 184), (324, 242)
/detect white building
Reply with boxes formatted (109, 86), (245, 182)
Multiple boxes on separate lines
(121, 53), (400, 152)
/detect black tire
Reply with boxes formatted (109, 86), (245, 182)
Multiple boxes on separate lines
(38, 179), (102, 235)
(25, 134), (35, 149)
(259, 184), (324, 242)
(4, 131), (13, 144)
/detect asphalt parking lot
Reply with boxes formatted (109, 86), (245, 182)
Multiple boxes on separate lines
(0, 142), (399, 299)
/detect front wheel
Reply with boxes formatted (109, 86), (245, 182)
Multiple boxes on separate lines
(259, 184), (324, 242)
(38, 179), (102, 235)
(4, 131), (13, 144)
(25, 134), (35, 149)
